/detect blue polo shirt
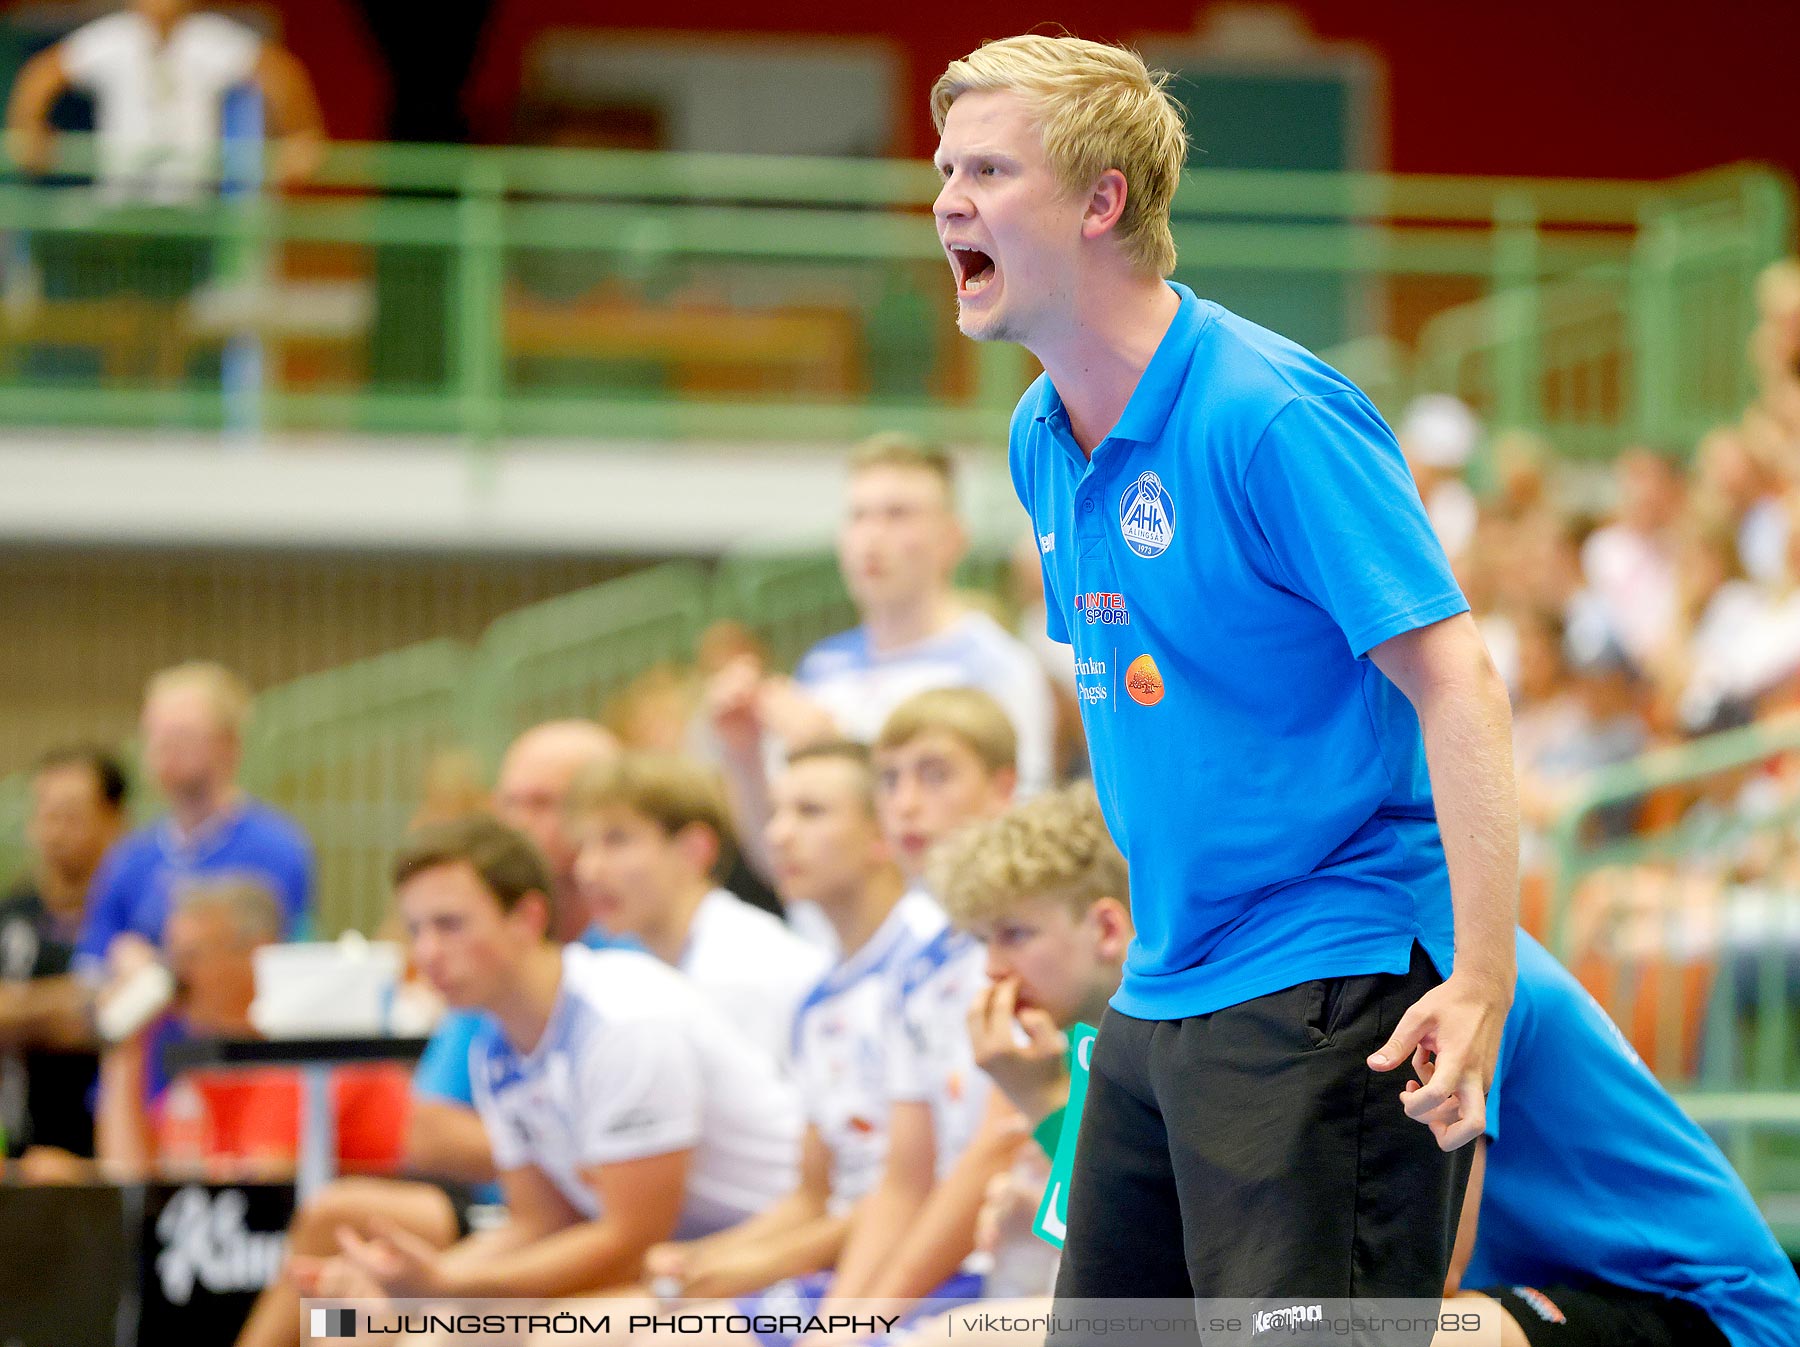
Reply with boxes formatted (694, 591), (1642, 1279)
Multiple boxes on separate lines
(75, 798), (313, 969)
(1009, 283), (1468, 1018)
(1469, 933), (1800, 1347)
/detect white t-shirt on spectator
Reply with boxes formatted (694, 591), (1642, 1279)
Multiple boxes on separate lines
(791, 887), (944, 1215)
(1578, 524), (1676, 667)
(885, 924), (992, 1180)
(470, 945), (801, 1237)
(61, 11), (263, 203)
(679, 888), (831, 1067)
(794, 610), (1055, 795)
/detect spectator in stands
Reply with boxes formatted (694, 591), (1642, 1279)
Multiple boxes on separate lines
(1693, 425), (1785, 584)
(490, 719), (621, 943)
(710, 435), (1055, 880)
(928, 783), (1132, 1306)
(567, 751), (828, 1062)
(235, 721), (628, 1347)
(0, 747), (126, 1171)
(1578, 448), (1686, 670)
(94, 877), (408, 1182)
(640, 742), (932, 1301)
(5, 0), (326, 199)
(77, 661), (312, 981)
(1398, 393), (1482, 561)
(290, 815), (800, 1301)
(825, 689), (1019, 1306)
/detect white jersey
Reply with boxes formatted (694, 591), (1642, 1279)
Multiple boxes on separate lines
(794, 610), (1055, 795)
(470, 945), (801, 1236)
(791, 888), (945, 1214)
(680, 889), (831, 1066)
(62, 12), (263, 204)
(886, 926), (993, 1179)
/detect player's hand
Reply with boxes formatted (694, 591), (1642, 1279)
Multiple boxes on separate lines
(290, 1251), (385, 1301)
(333, 1218), (447, 1299)
(1368, 972), (1512, 1151)
(974, 1152), (1049, 1254)
(757, 678), (838, 751)
(967, 976), (1069, 1126)
(706, 656), (766, 757)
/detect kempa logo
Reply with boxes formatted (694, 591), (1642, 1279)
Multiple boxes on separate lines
(154, 1185), (285, 1306)
(1253, 1303), (1322, 1334)
(311, 1307), (357, 1338)
(1119, 470), (1175, 557)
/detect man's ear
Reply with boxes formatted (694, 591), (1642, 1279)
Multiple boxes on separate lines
(517, 889), (555, 942)
(1087, 896), (1132, 959)
(673, 821), (721, 878)
(1080, 168), (1130, 242)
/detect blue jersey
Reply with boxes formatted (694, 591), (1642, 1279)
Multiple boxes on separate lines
(1470, 933), (1800, 1347)
(76, 799), (312, 968)
(1009, 284), (1467, 1018)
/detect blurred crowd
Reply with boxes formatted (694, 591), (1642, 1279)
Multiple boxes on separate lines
(0, 242), (1795, 1336)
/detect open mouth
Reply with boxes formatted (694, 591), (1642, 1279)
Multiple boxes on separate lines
(950, 243), (997, 296)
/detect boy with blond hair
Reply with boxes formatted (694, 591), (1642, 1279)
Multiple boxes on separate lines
(709, 435), (1055, 882)
(929, 792), (1800, 1347)
(568, 752), (828, 1062)
(823, 688), (1019, 1308)
(931, 33), (1518, 1324)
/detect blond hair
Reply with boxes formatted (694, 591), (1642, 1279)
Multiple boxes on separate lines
(928, 783), (1127, 926)
(567, 752), (734, 860)
(145, 661), (253, 737)
(931, 34), (1187, 277)
(849, 432), (957, 508)
(875, 687), (1017, 775)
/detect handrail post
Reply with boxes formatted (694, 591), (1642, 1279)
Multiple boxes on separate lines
(454, 158), (505, 472)
(1491, 191), (1541, 431)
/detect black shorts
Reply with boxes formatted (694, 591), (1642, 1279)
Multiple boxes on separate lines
(1484, 1283), (1729, 1347)
(1050, 943), (1472, 1344)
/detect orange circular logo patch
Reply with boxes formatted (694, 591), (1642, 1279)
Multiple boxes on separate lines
(1125, 654), (1164, 706)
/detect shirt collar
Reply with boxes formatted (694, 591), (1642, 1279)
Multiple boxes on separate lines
(1033, 282), (1209, 447)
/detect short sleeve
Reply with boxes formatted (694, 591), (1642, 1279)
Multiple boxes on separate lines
(884, 981), (927, 1102)
(1242, 391), (1469, 659)
(575, 1015), (703, 1167)
(412, 1011), (485, 1105)
(61, 15), (129, 88)
(468, 1027), (529, 1173)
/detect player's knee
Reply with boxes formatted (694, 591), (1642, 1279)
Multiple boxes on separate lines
(290, 1176), (386, 1247)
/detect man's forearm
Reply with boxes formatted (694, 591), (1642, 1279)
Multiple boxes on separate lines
(868, 1117), (1027, 1301)
(824, 1171), (932, 1300)
(1418, 665), (1519, 990)
(717, 746), (778, 880)
(440, 1218), (648, 1298)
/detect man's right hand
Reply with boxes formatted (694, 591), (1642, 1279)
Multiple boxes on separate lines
(967, 976), (1069, 1126)
(706, 655), (766, 758)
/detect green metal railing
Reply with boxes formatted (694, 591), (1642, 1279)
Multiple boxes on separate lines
(1544, 717), (1800, 1240)
(0, 137), (1788, 448)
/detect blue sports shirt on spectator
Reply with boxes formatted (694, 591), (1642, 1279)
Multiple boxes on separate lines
(1010, 282), (1468, 1019)
(1469, 932), (1800, 1347)
(76, 799), (312, 969)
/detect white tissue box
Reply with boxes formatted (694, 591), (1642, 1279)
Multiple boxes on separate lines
(249, 937), (402, 1038)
